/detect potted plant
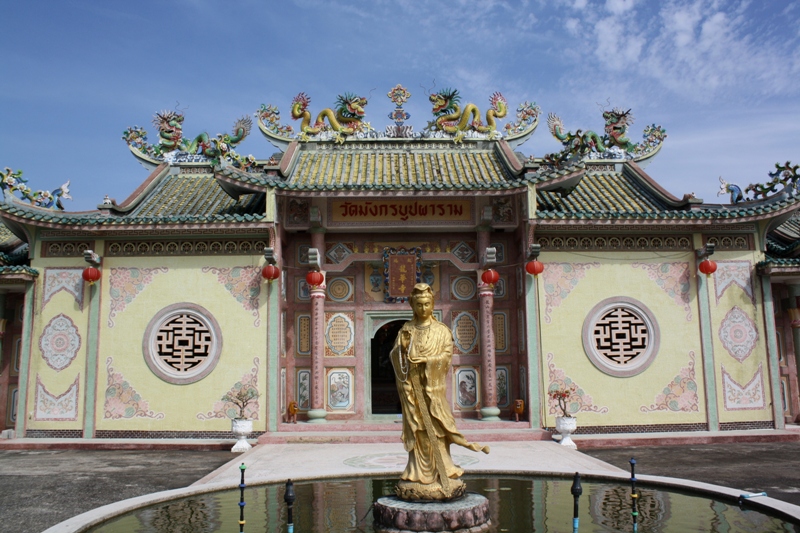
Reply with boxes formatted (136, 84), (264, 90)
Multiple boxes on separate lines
(223, 387), (259, 453)
(549, 384), (578, 449)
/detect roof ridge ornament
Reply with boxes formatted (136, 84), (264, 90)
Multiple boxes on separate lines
(255, 85), (541, 151)
(122, 111), (256, 171)
(717, 162), (799, 205)
(544, 107), (667, 167)
(0, 167), (71, 210)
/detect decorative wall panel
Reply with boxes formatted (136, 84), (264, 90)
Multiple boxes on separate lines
(34, 375), (79, 421)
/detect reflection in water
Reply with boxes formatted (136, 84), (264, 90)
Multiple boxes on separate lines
(89, 477), (799, 533)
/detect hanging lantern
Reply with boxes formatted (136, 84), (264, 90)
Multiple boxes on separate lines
(525, 260), (544, 276)
(481, 268), (500, 286)
(82, 266), (101, 285)
(698, 259), (717, 276)
(306, 270), (324, 287)
(261, 264), (280, 282)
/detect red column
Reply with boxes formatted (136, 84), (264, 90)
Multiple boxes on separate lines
(478, 282), (500, 421)
(307, 283), (327, 423)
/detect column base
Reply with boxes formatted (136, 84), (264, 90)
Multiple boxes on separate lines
(479, 407), (501, 421)
(306, 408), (328, 423)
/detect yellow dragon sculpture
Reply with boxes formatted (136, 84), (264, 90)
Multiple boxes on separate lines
(290, 92), (369, 138)
(428, 89), (508, 138)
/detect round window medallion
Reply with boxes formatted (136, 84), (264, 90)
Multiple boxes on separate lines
(582, 297), (659, 377)
(143, 303), (222, 384)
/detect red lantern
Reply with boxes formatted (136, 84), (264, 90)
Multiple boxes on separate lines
(82, 266), (101, 285)
(698, 259), (717, 276)
(261, 264), (280, 282)
(525, 260), (544, 276)
(306, 270), (324, 287)
(481, 268), (500, 286)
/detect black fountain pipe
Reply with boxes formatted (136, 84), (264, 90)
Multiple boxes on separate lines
(284, 479), (296, 533)
(238, 463), (246, 533)
(570, 472), (582, 532)
(630, 458), (639, 533)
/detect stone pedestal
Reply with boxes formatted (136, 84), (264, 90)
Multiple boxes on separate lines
(373, 493), (491, 533)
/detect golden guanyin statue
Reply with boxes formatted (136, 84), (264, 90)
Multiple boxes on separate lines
(391, 283), (489, 501)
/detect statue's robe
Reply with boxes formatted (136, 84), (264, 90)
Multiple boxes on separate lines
(390, 319), (482, 485)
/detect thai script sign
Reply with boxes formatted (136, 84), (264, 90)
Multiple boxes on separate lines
(330, 199), (472, 224)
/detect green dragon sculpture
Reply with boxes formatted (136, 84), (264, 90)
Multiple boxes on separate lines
(122, 111), (253, 166)
(545, 108), (665, 165)
(290, 92), (369, 140)
(427, 89), (508, 139)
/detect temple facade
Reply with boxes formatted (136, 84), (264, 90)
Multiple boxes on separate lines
(1, 85), (798, 440)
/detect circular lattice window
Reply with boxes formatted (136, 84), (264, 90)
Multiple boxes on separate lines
(143, 303), (223, 384)
(581, 297), (660, 377)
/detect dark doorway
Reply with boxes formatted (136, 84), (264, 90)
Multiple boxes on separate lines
(371, 320), (404, 414)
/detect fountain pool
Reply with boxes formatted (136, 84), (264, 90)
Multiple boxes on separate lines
(85, 475), (799, 532)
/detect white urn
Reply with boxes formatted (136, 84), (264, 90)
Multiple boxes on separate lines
(555, 416), (577, 449)
(231, 418), (253, 453)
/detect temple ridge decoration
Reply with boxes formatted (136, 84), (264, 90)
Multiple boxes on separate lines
(545, 108), (667, 166)
(718, 161), (799, 205)
(122, 110), (255, 171)
(0, 167), (71, 210)
(256, 84), (541, 151)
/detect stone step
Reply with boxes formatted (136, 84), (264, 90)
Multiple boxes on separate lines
(258, 428), (550, 445)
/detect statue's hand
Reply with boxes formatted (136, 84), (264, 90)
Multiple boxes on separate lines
(400, 330), (411, 351)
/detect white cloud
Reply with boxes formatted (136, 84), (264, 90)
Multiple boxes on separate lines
(605, 0), (637, 15)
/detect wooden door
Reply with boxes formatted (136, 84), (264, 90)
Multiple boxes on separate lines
(0, 294), (23, 430)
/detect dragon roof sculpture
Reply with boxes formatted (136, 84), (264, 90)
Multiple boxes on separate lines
(256, 84), (541, 151)
(122, 110), (255, 171)
(545, 107), (667, 167)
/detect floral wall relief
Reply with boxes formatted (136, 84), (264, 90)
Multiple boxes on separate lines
(722, 364), (766, 411)
(546, 353), (608, 416)
(640, 352), (699, 412)
(108, 267), (169, 327)
(197, 358), (260, 420)
(42, 268), (85, 311)
(202, 266), (261, 326)
(718, 306), (759, 363)
(542, 263), (600, 323)
(35, 374), (79, 420)
(714, 261), (755, 306)
(631, 262), (692, 321)
(104, 358), (164, 419)
(39, 314), (81, 371)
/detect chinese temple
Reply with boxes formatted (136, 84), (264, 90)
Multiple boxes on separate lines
(1, 84), (798, 442)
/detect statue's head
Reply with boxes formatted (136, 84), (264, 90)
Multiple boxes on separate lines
(409, 283), (435, 320)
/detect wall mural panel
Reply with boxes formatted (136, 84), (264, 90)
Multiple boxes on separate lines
(542, 263), (600, 323)
(197, 358), (260, 420)
(39, 314), (81, 372)
(327, 368), (353, 411)
(631, 262), (692, 321)
(640, 352), (699, 413)
(452, 311), (480, 355)
(325, 312), (355, 357)
(714, 260), (755, 305)
(493, 312), (508, 353)
(455, 367), (479, 409)
(42, 268), (85, 311)
(297, 369), (310, 410)
(496, 366), (510, 408)
(718, 306), (759, 362)
(108, 267), (168, 327)
(34, 375), (79, 421)
(296, 314), (311, 356)
(326, 277), (354, 303)
(201, 266), (261, 327)
(104, 358), (164, 420)
(722, 364), (766, 411)
(546, 353), (609, 416)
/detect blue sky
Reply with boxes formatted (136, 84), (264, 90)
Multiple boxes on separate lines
(2, 0), (799, 211)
